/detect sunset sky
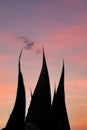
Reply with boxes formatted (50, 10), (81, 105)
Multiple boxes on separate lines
(0, 0), (87, 129)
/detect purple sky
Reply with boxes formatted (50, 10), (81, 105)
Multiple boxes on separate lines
(0, 1), (87, 130)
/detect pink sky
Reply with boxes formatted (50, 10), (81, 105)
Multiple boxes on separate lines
(0, 0), (87, 129)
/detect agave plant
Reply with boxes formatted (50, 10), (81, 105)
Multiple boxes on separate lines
(1, 49), (70, 130)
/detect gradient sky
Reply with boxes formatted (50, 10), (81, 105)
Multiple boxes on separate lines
(0, 0), (87, 130)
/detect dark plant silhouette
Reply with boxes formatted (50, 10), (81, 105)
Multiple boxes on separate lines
(2, 51), (26, 130)
(1, 49), (70, 130)
(44, 62), (70, 130)
(25, 49), (51, 130)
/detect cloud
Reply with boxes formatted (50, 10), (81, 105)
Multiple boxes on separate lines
(16, 36), (42, 54)
(16, 36), (30, 44)
(16, 36), (35, 50)
(24, 42), (35, 50)
(16, 36), (26, 41)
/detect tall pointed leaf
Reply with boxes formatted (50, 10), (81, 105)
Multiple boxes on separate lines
(46, 63), (70, 130)
(2, 51), (26, 130)
(26, 49), (51, 129)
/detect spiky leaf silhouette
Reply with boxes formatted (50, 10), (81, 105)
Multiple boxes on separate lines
(2, 51), (26, 130)
(26, 49), (51, 129)
(45, 63), (70, 130)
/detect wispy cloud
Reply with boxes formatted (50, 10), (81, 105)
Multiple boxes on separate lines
(16, 36), (35, 50)
(16, 36), (27, 41)
(16, 36), (41, 54)
(24, 42), (35, 50)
